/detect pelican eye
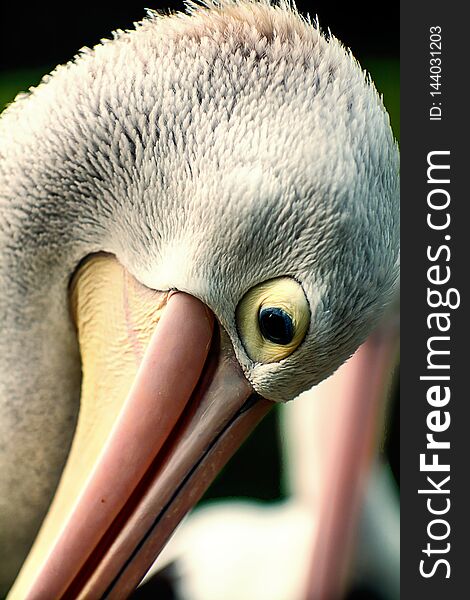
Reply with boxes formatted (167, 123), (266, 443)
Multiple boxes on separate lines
(258, 307), (294, 345)
(236, 277), (310, 363)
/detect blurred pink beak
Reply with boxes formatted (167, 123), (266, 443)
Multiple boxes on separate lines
(304, 317), (399, 599)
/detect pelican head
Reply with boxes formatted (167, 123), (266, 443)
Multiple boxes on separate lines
(0, 0), (399, 596)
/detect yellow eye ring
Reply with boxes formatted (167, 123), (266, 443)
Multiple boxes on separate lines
(236, 277), (310, 363)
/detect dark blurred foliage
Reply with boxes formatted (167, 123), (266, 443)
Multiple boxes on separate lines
(0, 0), (399, 501)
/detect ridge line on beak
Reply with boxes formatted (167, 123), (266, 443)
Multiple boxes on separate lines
(101, 392), (264, 598)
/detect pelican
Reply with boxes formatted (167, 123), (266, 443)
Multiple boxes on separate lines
(0, 0), (399, 597)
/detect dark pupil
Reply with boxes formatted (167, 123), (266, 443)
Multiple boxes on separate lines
(258, 307), (294, 345)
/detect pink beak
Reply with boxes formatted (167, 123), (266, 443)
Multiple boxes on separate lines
(304, 318), (399, 599)
(21, 292), (272, 599)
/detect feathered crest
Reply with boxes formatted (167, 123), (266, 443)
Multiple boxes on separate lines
(143, 0), (320, 44)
